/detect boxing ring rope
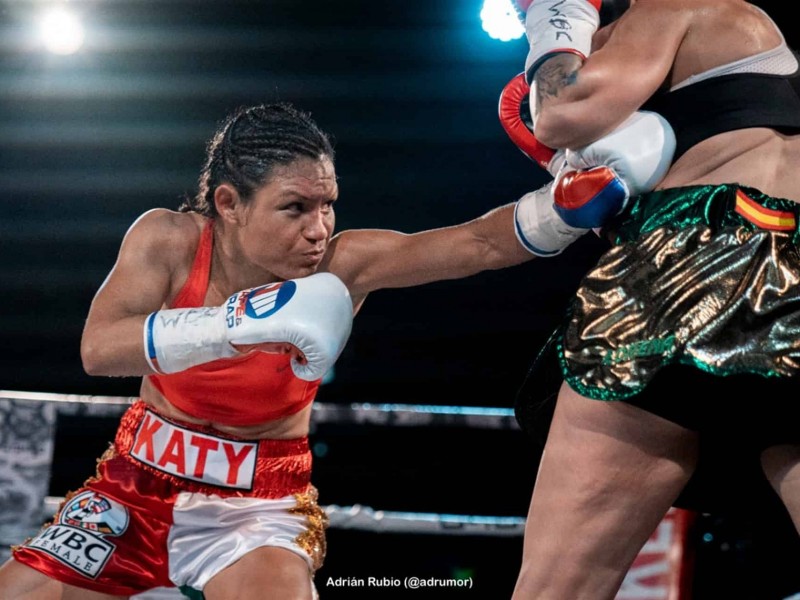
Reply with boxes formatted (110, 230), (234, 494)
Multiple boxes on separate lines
(39, 498), (527, 537)
(0, 390), (692, 599)
(0, 391), (525, 538)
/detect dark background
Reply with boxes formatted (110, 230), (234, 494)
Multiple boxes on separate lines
(2, 1), (800, 598)
(1, 0), (797, 401)
(0, 0), (597, 402)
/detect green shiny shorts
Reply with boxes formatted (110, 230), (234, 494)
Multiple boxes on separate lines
(557, 184), (800, 401)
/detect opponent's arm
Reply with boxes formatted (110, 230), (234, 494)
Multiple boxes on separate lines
(518, 0), (687, 148)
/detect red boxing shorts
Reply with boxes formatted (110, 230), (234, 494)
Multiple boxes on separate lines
(12, 400), (328, 597)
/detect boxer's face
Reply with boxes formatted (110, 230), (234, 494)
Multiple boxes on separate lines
(237, 156), (337, 281)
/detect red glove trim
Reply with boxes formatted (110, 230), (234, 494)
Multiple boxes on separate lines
(498, 73), (555, 170)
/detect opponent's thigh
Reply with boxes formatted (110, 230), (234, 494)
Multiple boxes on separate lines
(0, 559), (126, 600)
(513, 383), (699, 600)
(203, 546), (314, 600)
(761, 443), (800, 533)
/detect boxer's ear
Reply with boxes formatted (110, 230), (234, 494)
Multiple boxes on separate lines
(214, 184), (244, 225)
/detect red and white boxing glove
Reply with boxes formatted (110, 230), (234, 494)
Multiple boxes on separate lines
(501, 74), (676, 250)
(498, 72), (565, 175)
(501, 72), (584, 256)
(552, 111), (676, 228)
(144, 272), (353, 381)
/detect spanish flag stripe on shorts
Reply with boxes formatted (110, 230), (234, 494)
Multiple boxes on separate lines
(735, 189), (797, 231)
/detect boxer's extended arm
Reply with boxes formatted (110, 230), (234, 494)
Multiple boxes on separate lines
(323, 202), (533, 297)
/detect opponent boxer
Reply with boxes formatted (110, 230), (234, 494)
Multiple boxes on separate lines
(0, 99), (674, 600)
(511, 1), (800, 598)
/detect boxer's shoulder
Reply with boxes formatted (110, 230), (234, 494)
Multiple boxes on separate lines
(122, 209), (205, 271)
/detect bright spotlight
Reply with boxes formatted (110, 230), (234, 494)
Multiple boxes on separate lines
(480, 0), (525, 42)
(40, 7), (85, 55)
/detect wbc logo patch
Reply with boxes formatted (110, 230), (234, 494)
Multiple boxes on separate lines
(25, 491), (129, 579)
(61, 491), (130, 535)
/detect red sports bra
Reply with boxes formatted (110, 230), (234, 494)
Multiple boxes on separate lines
(148, 219), (320, 427)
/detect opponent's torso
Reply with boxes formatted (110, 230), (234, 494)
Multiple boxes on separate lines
(644, 0), (800, 201)
(140, 217), (321, 439)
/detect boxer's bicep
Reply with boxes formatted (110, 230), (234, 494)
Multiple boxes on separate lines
(94, 211), (176, 318)
(81, 211), (178, 373)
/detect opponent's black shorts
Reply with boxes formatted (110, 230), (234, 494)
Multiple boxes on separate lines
(516, 184), (800, 513)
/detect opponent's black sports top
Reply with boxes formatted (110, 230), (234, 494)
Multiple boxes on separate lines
(642, 68), (800, 161)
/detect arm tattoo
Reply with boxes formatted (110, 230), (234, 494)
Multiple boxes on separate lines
(531, 54), (584, 121)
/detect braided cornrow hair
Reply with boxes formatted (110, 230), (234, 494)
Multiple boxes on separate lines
(180, 102), (335, 216)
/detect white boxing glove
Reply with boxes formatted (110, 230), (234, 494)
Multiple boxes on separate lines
(144, 272), (353, 381)
(514, 181), (589, 257)
(552, 111), (676, 228)
(522, 0), (601, 79)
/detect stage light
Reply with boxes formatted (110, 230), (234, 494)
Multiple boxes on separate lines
(40, 7), (85, 55)
(480, 0), (524, 42)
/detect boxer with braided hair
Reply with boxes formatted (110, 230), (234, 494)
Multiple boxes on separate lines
(0, 99), (646, 599)
(1, 103), (353, 600)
